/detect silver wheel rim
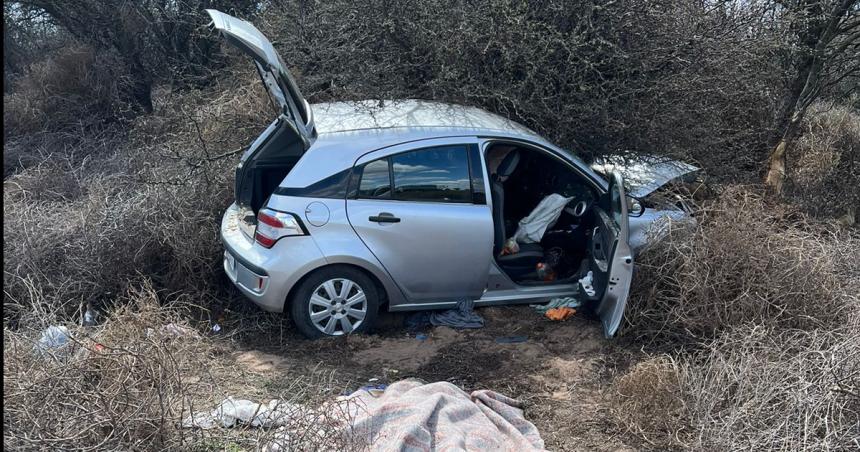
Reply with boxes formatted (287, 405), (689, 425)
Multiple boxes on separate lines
(308, 278), (367, 336)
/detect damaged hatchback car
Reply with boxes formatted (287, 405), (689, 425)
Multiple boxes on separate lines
(210, 10), (696, 339)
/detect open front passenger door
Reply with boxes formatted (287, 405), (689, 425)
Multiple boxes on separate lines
(588, 171), (634, 337)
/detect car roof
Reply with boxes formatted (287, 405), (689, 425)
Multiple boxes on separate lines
(282, 100), (549, 188)
(312, 99), (539, 136)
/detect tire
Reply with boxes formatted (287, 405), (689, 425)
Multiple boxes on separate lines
(290, 266), (380, 339)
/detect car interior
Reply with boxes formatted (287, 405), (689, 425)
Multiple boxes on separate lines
(486, 142), (601, 285)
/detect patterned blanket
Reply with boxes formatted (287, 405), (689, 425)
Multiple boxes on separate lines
(265, 379), (546, 451)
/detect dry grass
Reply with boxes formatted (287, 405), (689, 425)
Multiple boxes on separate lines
(614, 325), (860, 451)
(618, 184), (860, 451)
(679, 325), (859, 451)
(4, 281), (210, 450)
(3, 10), (858, 449)
(787, 103), (860, 222)
(3, 44), (130, 138)
(3, 280), (363, 451)
(2, 68), (270, 324)
(611, 357), (690, 449)
(625, 185), (860, 343)
(2, 70), (365, 450)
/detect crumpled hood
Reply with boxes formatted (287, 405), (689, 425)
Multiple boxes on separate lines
(590, 152), (699, 198)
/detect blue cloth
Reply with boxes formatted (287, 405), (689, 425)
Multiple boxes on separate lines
(430, 299), (484, 329)
(531, 296), (581, 314)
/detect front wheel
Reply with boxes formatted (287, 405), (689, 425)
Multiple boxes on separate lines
(290, 266), (379, 339)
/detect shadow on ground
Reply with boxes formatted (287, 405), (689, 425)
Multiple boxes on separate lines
(219, 304), (643, 451)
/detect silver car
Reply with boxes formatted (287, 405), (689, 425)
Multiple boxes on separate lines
(210, 10), (694, 339)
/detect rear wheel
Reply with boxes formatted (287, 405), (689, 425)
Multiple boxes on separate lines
(290, 266), (380, 339)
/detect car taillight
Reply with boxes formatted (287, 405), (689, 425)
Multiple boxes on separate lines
(254, 208), (305, 248)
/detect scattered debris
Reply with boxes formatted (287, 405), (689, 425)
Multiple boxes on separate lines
(430, 299), (484, 329)
(360, 384), (387, 396)
(406, 300), (485, 330)
(579, 271), (596, 297)
(532, 296), (582, 314)
(36, 325), (70, 354)
(184, 381), (546, 451)
(500, 237), (520, 255)
(545, 307), (576, 321)
(536, 262), (557, 281)
(182, 397), (304, 429)
(495, 336), (528, 344)
(81, 304), (98, 327)
(340, 383), (389, 397)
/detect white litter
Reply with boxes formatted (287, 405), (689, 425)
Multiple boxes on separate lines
(579, 271), (596, 297)
(36, 325), (70, 353)
(146, 323), (197, 339)
(82, 305), (98, 327)
(513, 194), (573, 244)
(182, 397), (304, 429)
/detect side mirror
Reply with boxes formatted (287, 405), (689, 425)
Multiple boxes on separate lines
(628, 195), (645, 217)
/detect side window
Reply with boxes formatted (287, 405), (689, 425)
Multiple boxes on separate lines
(358, 159), (392, 198)
(392, 146), (471, 203)
(274, 168), (351, 198)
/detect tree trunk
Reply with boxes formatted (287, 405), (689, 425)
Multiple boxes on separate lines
(763, 0), (855, 195)
(765, 113), (803, 195)
(765, 140), (787, 194)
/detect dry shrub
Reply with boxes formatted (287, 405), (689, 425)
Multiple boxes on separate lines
(614, 325), (860, 451)
(687, 326), (858, 450)
(624, 186), (860, 342)
(3, 281), (357, 451)
(787, 103), (860, 222)
(2, 72), (272, 322)
(3, 44), (131, 137)
(260, 0), (784, 179)
(129, 67), (272, 168)
(3, 158), (86, 203)
(611, 357), (690, 448)
(3, 281), (211, 450)
(3, 161), (232, 323)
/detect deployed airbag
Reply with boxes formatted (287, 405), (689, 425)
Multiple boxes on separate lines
(513, 194), (573, 243)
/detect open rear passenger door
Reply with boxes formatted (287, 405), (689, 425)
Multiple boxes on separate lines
(589, 171), (634, 337)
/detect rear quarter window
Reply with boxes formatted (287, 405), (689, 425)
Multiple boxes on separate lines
(273, 168), (352, 199)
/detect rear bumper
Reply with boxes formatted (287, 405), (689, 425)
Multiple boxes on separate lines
(220, 203), (327, 312)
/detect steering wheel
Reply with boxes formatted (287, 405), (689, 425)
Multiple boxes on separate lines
(564, 198), (590, 218)
(571, 199), (589, 217)
(371, 186), (391, 198)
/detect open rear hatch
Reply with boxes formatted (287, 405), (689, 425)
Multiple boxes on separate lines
(206, 9), (316, 213)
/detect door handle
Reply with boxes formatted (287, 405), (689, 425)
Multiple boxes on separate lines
(369, 212), (400, 223)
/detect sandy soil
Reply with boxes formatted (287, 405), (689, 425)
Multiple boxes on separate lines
(222, 305), (642, 451)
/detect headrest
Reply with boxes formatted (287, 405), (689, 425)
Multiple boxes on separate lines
(496, 150), (520, 177)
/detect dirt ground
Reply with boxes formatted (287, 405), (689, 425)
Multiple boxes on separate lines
(220, 304), (643, 451)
